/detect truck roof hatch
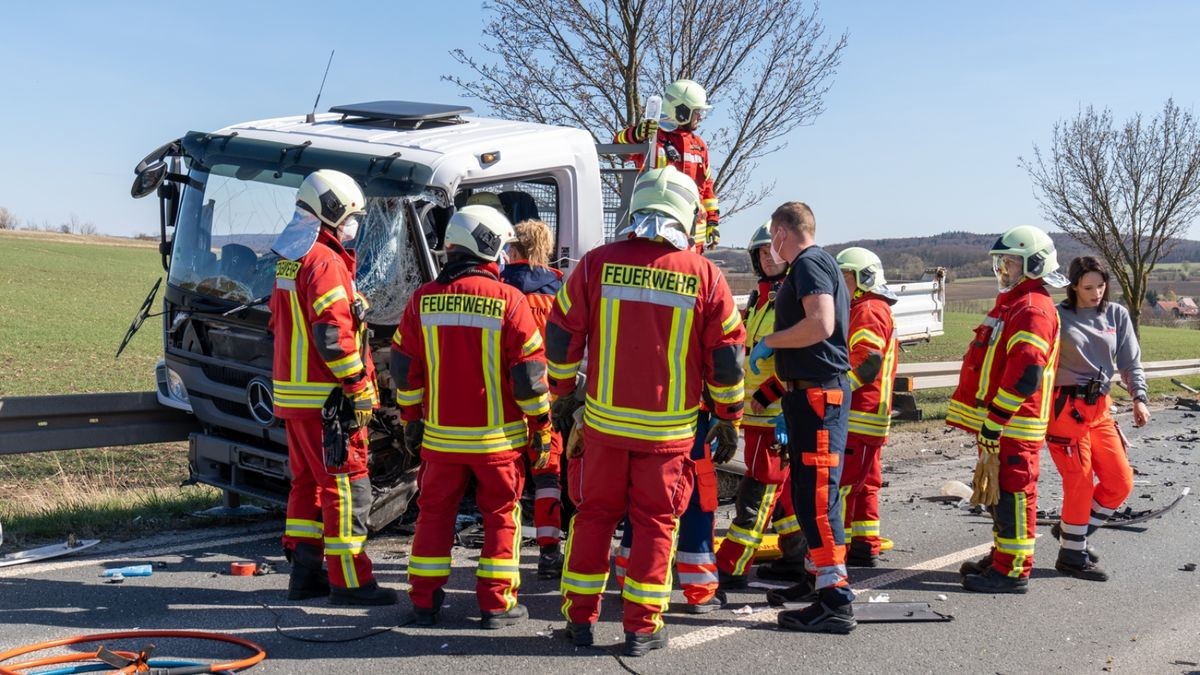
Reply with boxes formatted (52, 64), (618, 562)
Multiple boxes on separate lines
(329, 101), (474, 130)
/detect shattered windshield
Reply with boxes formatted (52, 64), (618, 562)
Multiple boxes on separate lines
(167, 163), (429, 324)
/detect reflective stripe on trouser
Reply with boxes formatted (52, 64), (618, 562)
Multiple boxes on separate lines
(530, 428), (565, 546)
(409, 458), (524, 613)
(716, 426), (787, 577)
(1045, 392), (1132, 564)
(282, 416), (375, 589)
(782, 378), (852, 599)
(561, 442), (690, 634)
(839, 434), (884, 554)
(989, 436), (1041, 578)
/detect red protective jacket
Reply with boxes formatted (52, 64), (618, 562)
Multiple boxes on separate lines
(546, 238), (745, 453)
(269, 228), (375, 419)
(614, 124), (719, 231)
(946, 278), (1061, 441)
(846, 292), (899, 443)
(391, 263), (550, 463)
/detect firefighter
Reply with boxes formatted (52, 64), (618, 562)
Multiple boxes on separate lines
(835, 247), (899, 567)
(949, 225), (1065, 593)
(548, 166), (744, 656)
(746, 201), (855, 633)
(713, 221), (807, 589)
(391, 205), (552, 628)
(614, 79), (721, 249)
(1047, 256), (1148, 582)
(500, 218), (567, 579)
(269, 169), (397, 606)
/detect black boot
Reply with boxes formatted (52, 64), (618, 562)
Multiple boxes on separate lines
(537, 544), (564, 580)
(410, 588), (445, 626)
(679, 593), (725, 614)
(624, 628), (668, 657)
(846, 540), (878, 568)
(329, 580), (400, 606)
(1050, 522), (1100, 562)
(958, 551), (994, 577)
(565, 622), (594, 647)
(286, 544), (330, 601)
(777, 587), (856, 634)
(1055, 549), (1109, 582)
(758, 533), (809, 581)
(718, 570), (748, 590)
(481, 603), (528, 629)
(962, 566), (1029, 594)
(766, 572), (817, 607)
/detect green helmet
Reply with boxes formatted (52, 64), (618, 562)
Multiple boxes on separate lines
(622, 166), (701, 249)
(989, 225), (1060, 280)
(836, 246), (887, 293)
(664, 79), (711, 128)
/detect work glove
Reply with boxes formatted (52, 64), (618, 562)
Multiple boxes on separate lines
(705, 222), (720, 248)
(748, 340), (775, 375)
(706, 418), (740, 464)
(970, 418), (1003, 506)
(772, 414), (790, 467)
(529, 416), (553, 470)
(343, 378), (378, 430)
(551, 394), (583, 435)
(403, 419), (425, 459)
(565, 407), (585, 459)
(633, 118), (659, 143)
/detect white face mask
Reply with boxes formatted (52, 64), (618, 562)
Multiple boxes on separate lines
(769, 232), (787, 265)
(340, 215), (361, 243)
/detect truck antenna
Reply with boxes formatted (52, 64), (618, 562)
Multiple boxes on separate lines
(306, 50), (335, 124)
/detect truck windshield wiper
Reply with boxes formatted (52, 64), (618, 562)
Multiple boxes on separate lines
(222, 295), (271, 316)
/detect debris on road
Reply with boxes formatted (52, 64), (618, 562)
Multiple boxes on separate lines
(1180, 563), (1196, 572)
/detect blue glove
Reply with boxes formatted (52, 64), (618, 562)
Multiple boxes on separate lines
(772, 414), (788, 447)
(748, 340), (775, 375)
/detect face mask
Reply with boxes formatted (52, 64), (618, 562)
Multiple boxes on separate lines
(769, 233), (787, 266)
(498, 249), (509, 273)
(340, 215), (361, 243)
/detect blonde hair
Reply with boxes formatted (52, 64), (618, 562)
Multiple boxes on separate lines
(511, 219), (554, 267)
(771, 201), (816, 238)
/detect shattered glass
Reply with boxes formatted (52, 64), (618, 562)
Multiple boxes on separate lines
(354, 198), (426, 325)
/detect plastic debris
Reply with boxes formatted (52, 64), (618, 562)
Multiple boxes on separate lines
(936, 594), (948, 601)
(1181, 563), (1197, 572)
(868, 593), (891, 603)
(102, 565), (153, 578)
(732, 605), (755, 615)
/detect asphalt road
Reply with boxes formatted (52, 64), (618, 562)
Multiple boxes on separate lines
(2, 406), (1199, 674)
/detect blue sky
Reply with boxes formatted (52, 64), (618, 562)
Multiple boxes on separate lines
(1, 1), (1198, 246)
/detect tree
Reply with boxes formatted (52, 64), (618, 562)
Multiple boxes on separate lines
(0, 207), (16, 230)
(445, 0), (846, 217)
(1023, 99), (1200, 335)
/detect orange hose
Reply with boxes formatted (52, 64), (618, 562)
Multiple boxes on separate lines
(0, 630), (266, 675)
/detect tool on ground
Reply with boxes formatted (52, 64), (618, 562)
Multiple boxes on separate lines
(0, 629), (266, 675)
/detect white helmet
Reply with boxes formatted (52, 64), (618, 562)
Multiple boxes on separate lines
(836, 247), (887, 293)
(663, 79), (711, 129)
(618, 165), (702, 250)
(989, 225), (1068, 288)
(444, 204), (516, 262)
(296, 169), (366, 229)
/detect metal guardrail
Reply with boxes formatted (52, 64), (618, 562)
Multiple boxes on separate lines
(897, 359), (1200, 391)
(0, 392), (198, 456)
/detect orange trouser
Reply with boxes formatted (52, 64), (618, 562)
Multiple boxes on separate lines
(1045, 391), (1133, 563)
(282, 416), (375, 589)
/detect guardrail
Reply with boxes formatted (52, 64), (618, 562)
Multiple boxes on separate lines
(896, 359), (1200, 391)
(0, 392), (198, 456)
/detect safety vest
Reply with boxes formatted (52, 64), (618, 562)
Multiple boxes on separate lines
(391, 266), (550, 461)
(847, 292), (899, 442)
(613, 124), (719, 231)
(268, 229), (374, 418)
(546, 237), (745, 453)
(946, 278), (1060, 442)
(743, 280), (783, 429)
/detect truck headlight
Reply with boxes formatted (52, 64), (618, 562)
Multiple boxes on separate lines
(166, 368), (190, 405)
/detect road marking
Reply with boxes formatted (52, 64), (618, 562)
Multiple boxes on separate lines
(0, 526), (279, 578)
(670, 539), (1002, 650)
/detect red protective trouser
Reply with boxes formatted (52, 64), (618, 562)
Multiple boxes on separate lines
(715, 425), (798, 577)
(561, 441), (692, 635)
(1045, 392), (1133, 563)
(282, 416), (375, 589)
(987, 436), (1041, 578)
(530, 429), (565, 546)
(408, 458), (524, 614)
(839, 434), (883, 555)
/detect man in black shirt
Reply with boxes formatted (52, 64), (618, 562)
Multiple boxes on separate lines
(746, 201), (854, 633)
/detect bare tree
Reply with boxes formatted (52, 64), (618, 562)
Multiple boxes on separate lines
(0, 207), (16, 230)
(1023, 99), (1200, 334)
(445, 0), (846, 217)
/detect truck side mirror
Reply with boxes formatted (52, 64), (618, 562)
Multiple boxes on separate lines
(132, 161), (168, 199)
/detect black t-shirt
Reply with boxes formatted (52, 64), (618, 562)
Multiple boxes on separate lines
(773, 245), (850, 380)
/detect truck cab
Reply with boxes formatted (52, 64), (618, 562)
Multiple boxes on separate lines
(134, 101), (606, 528)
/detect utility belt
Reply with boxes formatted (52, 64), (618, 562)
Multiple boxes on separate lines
(782, 375), (844, 392)
(1055, 380), (1105, 406)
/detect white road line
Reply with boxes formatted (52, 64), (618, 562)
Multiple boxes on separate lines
(0, 529), (279, 578)
(670, 539), (1009, 651)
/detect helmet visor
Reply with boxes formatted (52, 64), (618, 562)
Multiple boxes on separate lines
(626, 210), (691, 250)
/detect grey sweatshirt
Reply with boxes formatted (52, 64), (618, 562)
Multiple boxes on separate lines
(1055, 300), (1147, 399)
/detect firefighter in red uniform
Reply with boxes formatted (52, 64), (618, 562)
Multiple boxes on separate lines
(392, 205), (552, 628)
(614, 79), (721, 249)
(548, 166), (744, 656)
(948, 225), (1065, 593)
(500, 218), (567, 579)
(714, 221), (806, 588)
(269, 169), (397, 606)
(834, 247), (899, 567)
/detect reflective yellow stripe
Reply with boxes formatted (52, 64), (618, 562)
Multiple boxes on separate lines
(422, 325), (441, 425)
(395, 387), (424, 406)
(721, 305), (741, 335)
(847, 370), (864, 391)
(849, 328), (885, 350)
(422, 421), (528, 454)
(622, 577), (673, 608)
(313, 286), (348, 316)
(287, 290), (308, 382)
(272, 380), (337, 409)
(477, 557), (522, 580)
(555, 284), (573, 315)
(851, 520), (880, 537)
(521, 331), (543, 356)
(598, 297), (619, 406)
(334, 473), (358, 588)
(773, 513), (801, 535)
(408, 555), (452, 577)
(325, 353), (364, 379)
(707, 380), (744, 405)
(993, 387), (1024, 413)
(324, 535), (367, 554)
(285, 518), (323, 540)
(547, 359), (581, 380)
(517, 394), (551, 417)
(702, 198), (719, 211)
(1006, 330), (1050, 355)
(974, 319), (1004, 403)
(483, 328), (501, 427)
